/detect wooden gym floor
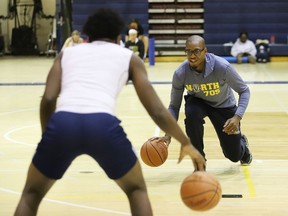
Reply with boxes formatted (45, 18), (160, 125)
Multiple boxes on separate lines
(0, 56), (288, 216)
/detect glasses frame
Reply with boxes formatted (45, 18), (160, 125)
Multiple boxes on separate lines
(184, 48), (205, 56)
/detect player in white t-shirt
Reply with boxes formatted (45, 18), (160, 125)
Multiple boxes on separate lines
(14, 8), (206, 216)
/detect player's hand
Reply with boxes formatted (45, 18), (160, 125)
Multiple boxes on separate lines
(148, 135), (171, 146)
(223, 115), (241, 135)
(178, 144), (206, 171)
(162, 135), (171, 146)
(147, 136), (169, 148)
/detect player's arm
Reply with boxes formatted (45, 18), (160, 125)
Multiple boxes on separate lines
(223, 65), (250, 134)
(164, 72), (185, 144)
(225, 64), (250, 118)
(129, 54), (206, 170)
(40, 53), (62, 133)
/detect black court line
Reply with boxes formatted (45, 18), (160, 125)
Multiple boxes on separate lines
(222, 194), (243, 198)
(0, 81), (288, 86)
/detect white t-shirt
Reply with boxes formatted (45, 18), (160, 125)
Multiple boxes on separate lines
(231, 38), (257, 57)
(56, 41), (133, 114)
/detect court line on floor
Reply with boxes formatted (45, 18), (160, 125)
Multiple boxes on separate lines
(3, 125), (38, 147)
(241, 166), (256, 198)
(0, 188), (130, 215)
(0, 108), (37, 116)
(1, 80), (288, 86)
(259, 65), (288, 114)
(4, 123), (288, 150)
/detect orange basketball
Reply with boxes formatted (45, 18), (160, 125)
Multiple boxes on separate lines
(140, 139), (168, 167)
(180, 171), (222, 211)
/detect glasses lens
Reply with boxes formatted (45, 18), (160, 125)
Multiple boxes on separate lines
(185, 49), (203, 56)
(194, 49), (201, 55)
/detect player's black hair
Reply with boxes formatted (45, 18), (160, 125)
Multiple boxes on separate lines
(83, 8), (125, 42)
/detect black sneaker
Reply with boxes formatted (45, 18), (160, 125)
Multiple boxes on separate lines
(240, 135), (252, 165)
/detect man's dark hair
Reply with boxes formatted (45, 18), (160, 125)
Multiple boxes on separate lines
(83, 8), (125, 42)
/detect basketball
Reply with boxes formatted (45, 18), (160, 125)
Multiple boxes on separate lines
(140, 139), (168, 167)
(180, 171), (222, 211)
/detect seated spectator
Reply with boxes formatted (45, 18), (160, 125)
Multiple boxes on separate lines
(125, 19), (148, 59)
(231, 32), (257, 64)
(125, 29), (145, 60)
(61, 30), (84, 50)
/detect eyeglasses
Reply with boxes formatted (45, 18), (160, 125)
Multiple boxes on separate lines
(184, 48), (205, 56)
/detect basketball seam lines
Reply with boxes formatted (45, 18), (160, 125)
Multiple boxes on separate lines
(145, 141), (157, 166)
(150, 142), (165, 163)
(183, 180), (219, 187)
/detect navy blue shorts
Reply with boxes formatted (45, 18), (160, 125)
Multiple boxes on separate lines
(32, 112), (137, 180)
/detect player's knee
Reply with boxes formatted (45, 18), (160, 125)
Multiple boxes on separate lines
(123, 183), (147, 198)
(226, 154), (241, 163)
(223, 148), (242, 162)
(23, 185), (46, 203)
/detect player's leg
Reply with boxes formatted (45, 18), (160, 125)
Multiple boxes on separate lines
(237, 53), (243, 64)
(14, 112), (82, 215)
(184, 96), (208, 158)
(84, 113), (153, 216)
(207, 106), (249, 162)
(248, 55), (256, 64)
(115, 160), (153, 216)
(14, 163), (56, 216)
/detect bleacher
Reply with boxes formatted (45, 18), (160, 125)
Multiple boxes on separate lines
(148, 0), (204, 56)
(71, 0), (149, 41)
(70, 0), (288, 59)
(204, 0), (288, 57)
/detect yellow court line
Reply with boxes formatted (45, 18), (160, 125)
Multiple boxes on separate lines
(242, 166), (256, 197)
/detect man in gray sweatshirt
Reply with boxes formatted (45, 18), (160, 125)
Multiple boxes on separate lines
(164, 35), (252, 166)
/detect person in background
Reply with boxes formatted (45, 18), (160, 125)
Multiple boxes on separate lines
(61, 30), (84, 50)
(160, 35), (252, 169)
(125, 29), (145, 60)
(125, 18), (149, 60)
(231, 32), (257, 64)
(14, 9), (205, 216)
(255, 39), (270, 63)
